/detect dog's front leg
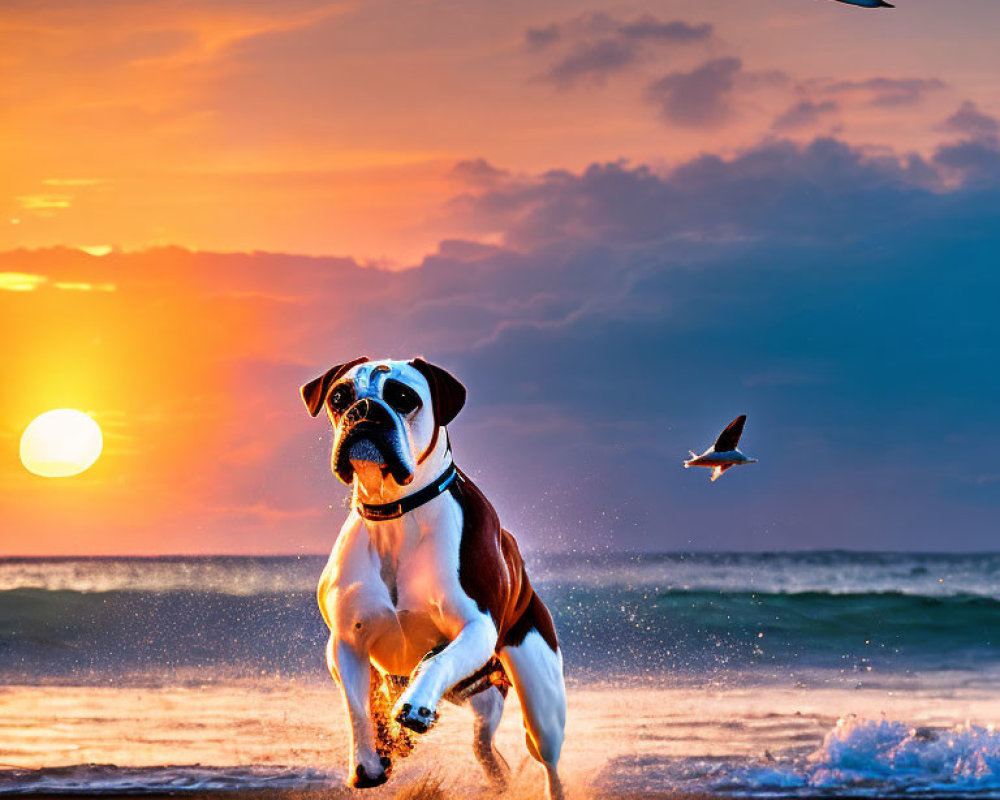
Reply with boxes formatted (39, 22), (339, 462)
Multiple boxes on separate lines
(392, 613), (497, 734)
(326, 634), (391, 788)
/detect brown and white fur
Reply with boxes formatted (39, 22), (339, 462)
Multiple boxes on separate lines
(301, 357), (566, 799)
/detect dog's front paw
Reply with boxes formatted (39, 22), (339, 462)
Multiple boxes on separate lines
(351, 756), (391, 789)
(394, 701), (438, 735)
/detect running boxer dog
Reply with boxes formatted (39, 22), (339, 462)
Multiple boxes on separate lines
(301, 357), (566, 800)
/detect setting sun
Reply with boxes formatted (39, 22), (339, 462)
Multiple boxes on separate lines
(19, 409), (103, 478)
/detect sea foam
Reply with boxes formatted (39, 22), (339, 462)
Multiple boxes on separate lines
(673, 716), (1000, 796)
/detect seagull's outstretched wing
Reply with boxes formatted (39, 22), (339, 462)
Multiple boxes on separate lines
(713, 415), (746, 452)
(833, 0), (894, 7)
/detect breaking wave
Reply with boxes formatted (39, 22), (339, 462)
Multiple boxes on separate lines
(600, 716), (1000, 797)
(2, 583), (999, 683)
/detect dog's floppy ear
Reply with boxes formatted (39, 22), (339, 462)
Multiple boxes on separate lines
(300, 357), (369, 417)
(409, 358), (466, 427)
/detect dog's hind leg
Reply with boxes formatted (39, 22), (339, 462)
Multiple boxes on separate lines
(500, 632), (566, 800)
(469, 685), (509, 789)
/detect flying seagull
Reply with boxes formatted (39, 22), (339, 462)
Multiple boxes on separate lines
(829, 0), (895, 8)
(684, 415), (757, 482)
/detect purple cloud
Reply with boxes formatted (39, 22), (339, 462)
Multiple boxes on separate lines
(525, 23), (560, 50)
(529, 13), (713, 89)
(545, 38), (636, 88)
(644, 57), (743, 127)
(941, 101), (1000, 142)
(823, 76), (946, 107)
(772, 99), (839, 132)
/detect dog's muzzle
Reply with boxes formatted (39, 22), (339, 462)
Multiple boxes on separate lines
(333, 398), (412, 486)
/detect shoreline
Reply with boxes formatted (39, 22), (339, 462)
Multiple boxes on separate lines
(5, 793), (998, 800)
(4, 681), (1000, 798)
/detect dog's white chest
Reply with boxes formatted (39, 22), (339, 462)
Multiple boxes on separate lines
(350, 515), (452, 673)
(369, 522), (408, 606)
(318, 494), (469, 677)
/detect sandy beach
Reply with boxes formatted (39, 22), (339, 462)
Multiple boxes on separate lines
(4, 676), (1000, 798)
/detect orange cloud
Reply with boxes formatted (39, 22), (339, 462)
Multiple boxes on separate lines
(0, 272), (117, 291)
(0, 273), (47, 291)
(17, 195), (71, 211)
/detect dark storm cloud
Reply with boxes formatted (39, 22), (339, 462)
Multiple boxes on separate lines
(644, 57), (743, 127)
(933, 139), (1000, 184)
(932, 104), (1000, 184)
(529, 13), (713, 89)
(449, 136), (943, 250)
(425, 136), (1000, 550)
(277, 132), (1000, 551)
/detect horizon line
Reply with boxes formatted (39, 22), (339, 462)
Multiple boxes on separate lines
(4, 548), (1000, 560)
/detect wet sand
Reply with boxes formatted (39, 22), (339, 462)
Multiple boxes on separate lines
(10, 792), (993, 800)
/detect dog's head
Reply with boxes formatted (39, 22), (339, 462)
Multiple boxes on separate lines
(301, 357), (466, 492)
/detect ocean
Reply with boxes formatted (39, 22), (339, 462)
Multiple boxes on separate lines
(2, 552), (1000, 796)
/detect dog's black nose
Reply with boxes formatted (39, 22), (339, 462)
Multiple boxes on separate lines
(345, 398), (371, 426)
(344, 398), (393, 430)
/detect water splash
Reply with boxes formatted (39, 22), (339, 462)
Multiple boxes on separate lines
(805, 715), (1000, 794)
(606, 716), (1000, 797)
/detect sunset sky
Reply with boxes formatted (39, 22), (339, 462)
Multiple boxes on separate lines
(3, 0), (999, 555)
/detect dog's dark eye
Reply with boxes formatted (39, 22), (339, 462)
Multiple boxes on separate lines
(383, 379), (421, 415)
(327, 383), (354, 414)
